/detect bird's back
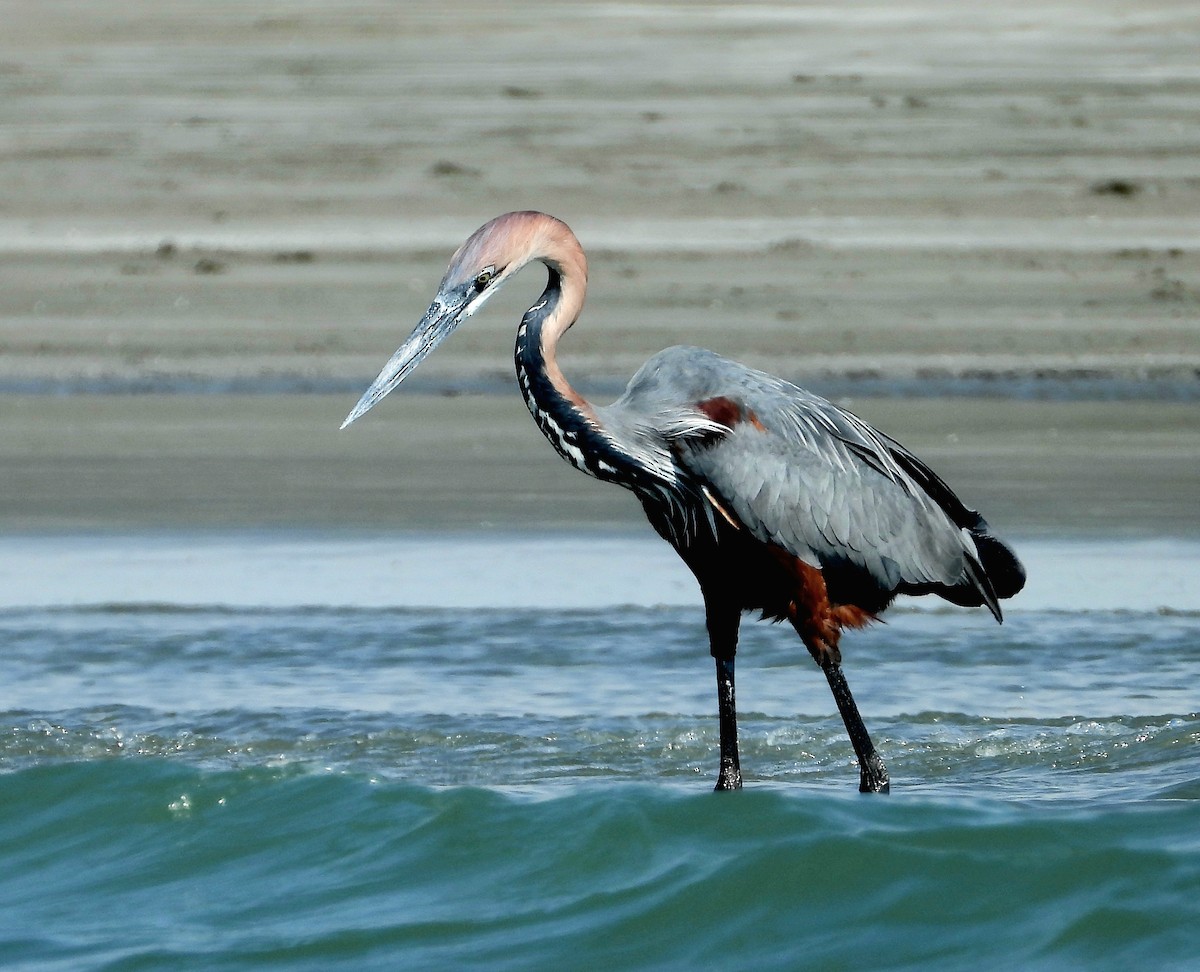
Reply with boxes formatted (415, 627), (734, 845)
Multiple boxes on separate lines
(601, 346), (1025, 617)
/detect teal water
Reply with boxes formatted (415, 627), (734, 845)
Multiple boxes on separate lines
(2, 539), (1199, 970)
(4, 765), (1198, 971)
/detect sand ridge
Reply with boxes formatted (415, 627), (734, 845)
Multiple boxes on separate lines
(1, 2), (1197, 532)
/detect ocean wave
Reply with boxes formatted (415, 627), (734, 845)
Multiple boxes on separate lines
(1, 764), (1197, 970)
(4, 707), (1196, 801)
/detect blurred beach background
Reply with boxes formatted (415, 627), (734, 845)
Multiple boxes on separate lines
(2, 2), (1198, 969)
(2, 0), (1198, 534)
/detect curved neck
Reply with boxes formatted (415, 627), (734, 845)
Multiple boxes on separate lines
(514, 266), (625, 483)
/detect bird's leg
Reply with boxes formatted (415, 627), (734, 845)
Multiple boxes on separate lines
(705, 595), (742, 791)
(714, 655), (742, 791)
(823, 662), (889, 793)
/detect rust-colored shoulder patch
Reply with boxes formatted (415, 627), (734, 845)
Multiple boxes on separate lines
(695, 396), (742, 427)
(696, 396), (768, 433)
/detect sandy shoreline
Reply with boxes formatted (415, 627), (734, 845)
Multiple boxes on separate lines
(2, 2), (1197, 535)
(3, 393), (1196, 536)
(4, 0), (1198, 392)
(2, 243), (1197, 399)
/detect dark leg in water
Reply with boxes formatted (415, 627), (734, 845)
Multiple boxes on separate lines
(705, 595), (742, 791)
(824, 663), (889, 793)
(714, 655), (742, 791)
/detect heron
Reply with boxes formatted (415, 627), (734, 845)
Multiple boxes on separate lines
(342, 211), (1026, 793)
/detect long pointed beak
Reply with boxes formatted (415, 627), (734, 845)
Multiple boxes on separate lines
(340, 297), (464, 429)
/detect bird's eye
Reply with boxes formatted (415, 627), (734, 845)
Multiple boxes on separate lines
(474, 268), (495, 291)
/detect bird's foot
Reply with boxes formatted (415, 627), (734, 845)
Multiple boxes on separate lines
(858, 753), (890, 794)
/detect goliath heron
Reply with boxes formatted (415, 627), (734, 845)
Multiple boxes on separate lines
(342, 211), (1025, 792)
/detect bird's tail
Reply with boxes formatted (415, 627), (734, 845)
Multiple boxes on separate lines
(961, 528), (1027, 622)
(936, 523), (1026, 622)
(972, 531), (1026, 601)
(873, 429), (1026, 619)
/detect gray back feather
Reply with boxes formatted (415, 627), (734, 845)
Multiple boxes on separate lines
(600, 346), (990, 602)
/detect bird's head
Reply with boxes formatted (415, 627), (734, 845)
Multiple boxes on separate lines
(340, 211), (581, 429)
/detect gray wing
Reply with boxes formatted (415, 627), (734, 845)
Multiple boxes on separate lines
(606, 346), (997, 611)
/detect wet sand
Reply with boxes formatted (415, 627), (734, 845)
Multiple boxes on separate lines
(3, 393), (1197, 536)
(1, 2), (1198, 535)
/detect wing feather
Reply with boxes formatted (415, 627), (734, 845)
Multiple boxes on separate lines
(682, 410), (972, 601)
(601, 346), (1015, 614)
